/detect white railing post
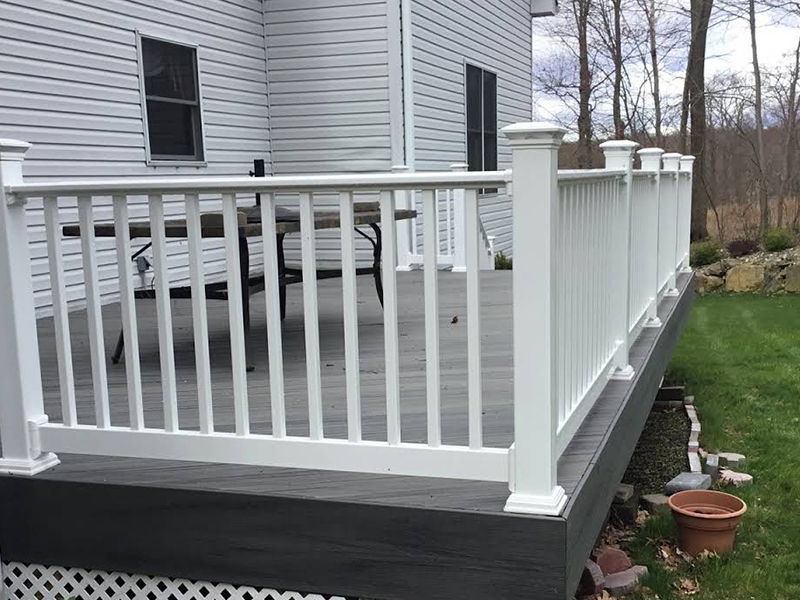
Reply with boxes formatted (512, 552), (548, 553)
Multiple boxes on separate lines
(679, 156), (695, 273)
(501, 123), (567, 516)
(662, 153), (682, 296)
(600, 140), (639, 381)
(393, 164), (415, 271)
(451, 163), (469, 273)
(638, 148), (665, 328)
(0, 140), (59, 475)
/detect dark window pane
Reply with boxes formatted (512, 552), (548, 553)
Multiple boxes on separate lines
(142, 38), (197, 102)
(484, 131), (497, 171)
(467, 131), (483, 172)
(483, 71), (497, 135)
(466, 64), (482, 134)
(146, 100), (199, 159)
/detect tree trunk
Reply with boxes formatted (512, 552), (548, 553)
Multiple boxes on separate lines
(649, 0), (663, 147)
(749, 0), (769, 234)
(575, 0), (594, 167)
(784, 38), (800, 228)
(688, 0), (713, 241)
(612, 0), (625, 139)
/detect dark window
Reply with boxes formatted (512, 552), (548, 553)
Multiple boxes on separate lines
(465, 64), (497, 192)
(141, 37), (204, 162)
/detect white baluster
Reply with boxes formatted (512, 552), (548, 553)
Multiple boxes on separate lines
(465, 187), (483, 448)
(502, 122), (567, 516)
(393, 165), (414, 271)
(185, 194), (214, 434)
(44, 196), (77, 427)
(422, 189), (441, 447)
(148, 194), (179, 432)
(381, 189), (401, 444)
(339, 191), (362, 443)
(112, 195), (144, 430)
(260, 193), (287, 438)
(300, 192), (323, 439)
(78, 196), (111, 428)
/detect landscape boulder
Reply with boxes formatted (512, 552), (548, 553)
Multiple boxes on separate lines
(596, 547), (632, 575)
(605, 565), (649, 596)
(725, 264), (765, 292)
(785, 265), (800, 293)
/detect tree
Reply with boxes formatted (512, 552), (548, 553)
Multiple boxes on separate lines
(748, 0), (770, 234)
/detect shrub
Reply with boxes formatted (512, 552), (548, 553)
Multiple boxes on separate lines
(762, 228), (795, 252)
(690, 240), (722, 267)
(726, 238), (759, 258)
(494, 251), (513, 270)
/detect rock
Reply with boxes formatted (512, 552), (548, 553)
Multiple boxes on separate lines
(653, 399), (684, 411)
(614, 483), (636, 504)
(605, 565), (649, 596)
(696, 273), (724, 294)
(725, 264), (765, 292)
(688, 452), (702, 473)
(641, 493), (671, 516)
(578, 560), (606, 596)
(665, 472), (712, 495)
(718, 452), (746, 469)
(684, 395), (695, 405)
(596, 547), (633, 576)
(703, 454), (720, 480)
(763, 266), (785, 294)
(719, 469), (753, 487)
(705, 261), (728, 277)
(785, 265), (800, 293)
(611, 488), (641, 526)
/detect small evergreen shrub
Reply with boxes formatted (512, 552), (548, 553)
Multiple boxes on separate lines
(494, 251), (513, 270)
(762, 228), (795, 252)
(690, 240), (722, 267)
(726, 238), (759, 258)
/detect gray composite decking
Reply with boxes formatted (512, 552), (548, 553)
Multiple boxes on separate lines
(0, 270), (695, 600)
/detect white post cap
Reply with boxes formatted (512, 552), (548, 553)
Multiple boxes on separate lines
(501, 122), (567, 148)
(662, 152), (682, 171)
(0, 139), (31, 162)
(679, 155), (696, 172)
(599, 140), (640, 153)
(637, 148), (664, 172)
(599, 140), (639, 170)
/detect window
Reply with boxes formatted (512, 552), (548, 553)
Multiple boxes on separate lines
(139, 36), (204, 162)
(465, 64), (497, 176)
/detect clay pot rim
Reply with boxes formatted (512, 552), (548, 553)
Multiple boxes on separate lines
(668, 489), (747, 520)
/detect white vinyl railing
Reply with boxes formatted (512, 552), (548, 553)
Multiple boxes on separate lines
(0, 125), (693, 516)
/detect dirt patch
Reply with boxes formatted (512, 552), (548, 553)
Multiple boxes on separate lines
(623, 408), (690, 495)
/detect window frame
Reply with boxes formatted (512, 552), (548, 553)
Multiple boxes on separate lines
(136, 31), (207, 166)
(463, 61), (498, 194)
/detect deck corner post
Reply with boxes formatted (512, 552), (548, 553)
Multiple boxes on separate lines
(638, 148), (665, 328)
(679, 156), (696, 273)
(662, 153), (682, 297)
(500, 122), (567, 516)
(601, 140), (639, 381)
(392, 164), (415, 271)
(451, 163), (469, 273)
(0, 139), (59, 475)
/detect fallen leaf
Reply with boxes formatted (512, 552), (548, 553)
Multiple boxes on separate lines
(675, 578), (700, 596)
(635, 509), (650, 526)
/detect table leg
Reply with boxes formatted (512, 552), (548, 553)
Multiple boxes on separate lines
(277, 233), (287, 320)
(369, 224), (384, 307)
(239, 237), (254, 372)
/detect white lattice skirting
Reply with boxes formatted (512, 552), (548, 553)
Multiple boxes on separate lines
(2, 561), (349, 600)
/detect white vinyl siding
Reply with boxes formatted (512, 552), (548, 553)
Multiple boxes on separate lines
(410, 0), (533, 256)
(0, 0), (270, 314)
(264, 0), (395, 268)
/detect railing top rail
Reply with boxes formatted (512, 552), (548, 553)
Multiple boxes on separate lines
(632, 171), (657, 179)
(5, 170), (511, 201)
(557, 168), (626, 183)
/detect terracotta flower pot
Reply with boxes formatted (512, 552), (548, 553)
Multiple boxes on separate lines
(669, 490), (747, 555)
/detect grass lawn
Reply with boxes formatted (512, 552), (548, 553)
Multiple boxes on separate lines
(626, 294), (800, 600)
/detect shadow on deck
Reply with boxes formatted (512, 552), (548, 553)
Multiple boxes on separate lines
(0, 270), (694, 600)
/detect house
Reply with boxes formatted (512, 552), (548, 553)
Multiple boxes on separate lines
(0, 2), (695, 600)
(0, 0), (555, 315)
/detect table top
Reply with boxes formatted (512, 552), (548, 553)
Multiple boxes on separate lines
(63, 202), (416, 239)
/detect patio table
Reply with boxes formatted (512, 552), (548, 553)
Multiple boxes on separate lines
(63, 202), (416, 370)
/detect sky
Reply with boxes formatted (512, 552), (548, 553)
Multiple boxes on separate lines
(531, 4), (800, 129)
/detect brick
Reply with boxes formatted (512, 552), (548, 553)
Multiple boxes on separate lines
(578, 560), (606, 596)
(614, 483), (636, 504)
(703, 454), (720, 480)
(665, 472), (712, 495)
(605, 565), (649, 596)
(641, 493), (671, 516)
(596, 547), (632, 576)
(688, 452), (702, 473)
(684, 395), (695, 405)
(719, 452), (746, 469)
(719, 469), (753, 487)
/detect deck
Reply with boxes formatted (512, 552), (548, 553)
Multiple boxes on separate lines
(0, 270), (695, 600)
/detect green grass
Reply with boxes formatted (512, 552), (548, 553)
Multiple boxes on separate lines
(625, 294), (800, 600)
